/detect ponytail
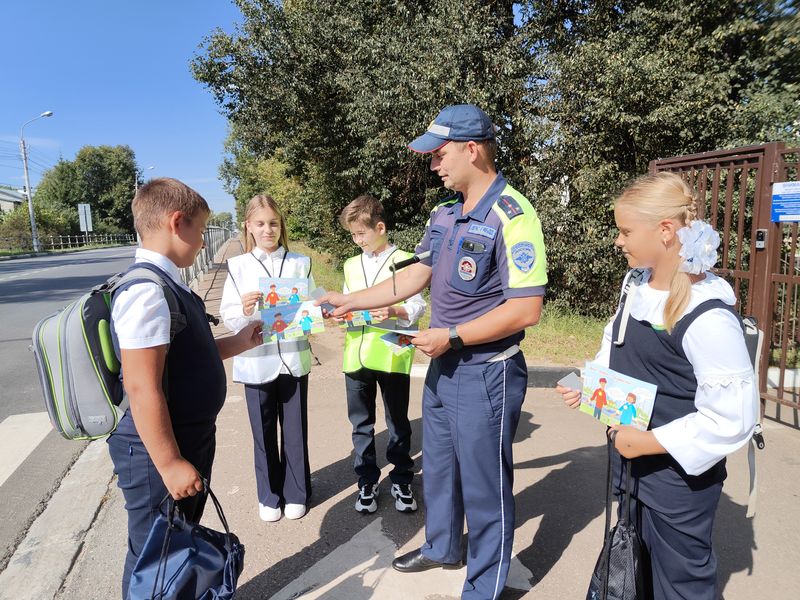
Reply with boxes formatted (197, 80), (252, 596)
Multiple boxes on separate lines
(615, 172), (701, 333)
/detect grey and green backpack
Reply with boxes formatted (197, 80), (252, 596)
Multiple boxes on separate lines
(31, 267), (185, 440)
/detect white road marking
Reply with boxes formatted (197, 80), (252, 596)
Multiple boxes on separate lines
(0, 412), (53, 487)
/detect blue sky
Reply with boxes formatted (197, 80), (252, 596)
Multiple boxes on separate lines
(0, 1), (243, 214)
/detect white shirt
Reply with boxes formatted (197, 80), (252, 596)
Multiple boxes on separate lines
(341, 244), (426, 328)
(112, 248), (190, 350)
(220, 246), (315, 383)
(595, 270), (758, 476)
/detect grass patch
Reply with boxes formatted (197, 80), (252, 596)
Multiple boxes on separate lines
(520, 309), (607, 366)
(293, 241), (344, 293)
(293, 241), (607, 366)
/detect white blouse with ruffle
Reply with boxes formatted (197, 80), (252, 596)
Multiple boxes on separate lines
(594, 270), (759, 476)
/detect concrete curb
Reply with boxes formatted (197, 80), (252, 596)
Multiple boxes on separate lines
(0, 440), (113, 600)
(527, 365), (579, 388)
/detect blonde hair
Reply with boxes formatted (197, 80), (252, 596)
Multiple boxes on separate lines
(242, 194), (289, 253)
(339, 194), (386, 229)
(132, 178), (210, 236)
(614, 172), (700, 333)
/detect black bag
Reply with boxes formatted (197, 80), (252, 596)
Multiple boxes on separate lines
(128, 481), (245, 600)
(587, 434), (645, 600)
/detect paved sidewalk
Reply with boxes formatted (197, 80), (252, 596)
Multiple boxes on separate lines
(4, 239), (797, 599)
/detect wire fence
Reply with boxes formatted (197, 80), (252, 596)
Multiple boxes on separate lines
(0, 233), (136, 252)
(179, 226), (235, 286)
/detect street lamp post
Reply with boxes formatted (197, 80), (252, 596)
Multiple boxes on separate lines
(20, 111), (54, 253)
(134, 165), (155, 195)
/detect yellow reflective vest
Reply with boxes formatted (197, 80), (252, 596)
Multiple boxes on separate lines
(342, 249), (416, 374)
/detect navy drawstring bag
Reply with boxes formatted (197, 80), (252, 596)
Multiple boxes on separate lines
(128, 481), (245, 600)
(587, 432), (645, 600)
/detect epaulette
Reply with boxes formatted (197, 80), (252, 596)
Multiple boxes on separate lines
(496, 195), (524, 220)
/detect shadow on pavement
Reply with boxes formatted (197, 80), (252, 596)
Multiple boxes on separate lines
(237, 417), (424, 599)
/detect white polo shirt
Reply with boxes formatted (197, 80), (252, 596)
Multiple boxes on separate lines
(112, 248), (189, 350)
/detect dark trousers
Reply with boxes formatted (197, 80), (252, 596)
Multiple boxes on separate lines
(344, 369), (414, 488)
(420, 353), (527, 600)
(244, 374), (311, 508)
(107, 430), (215, 600)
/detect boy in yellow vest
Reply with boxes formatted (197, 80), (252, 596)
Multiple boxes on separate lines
(339, 195), (427, 514)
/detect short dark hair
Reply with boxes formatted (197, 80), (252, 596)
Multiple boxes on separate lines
(339, 194), (386, 229)
(454, 139), (497, 163)
(132, 178), (210, 236)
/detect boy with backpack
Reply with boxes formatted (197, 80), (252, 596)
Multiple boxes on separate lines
(106, 178), (262, 598)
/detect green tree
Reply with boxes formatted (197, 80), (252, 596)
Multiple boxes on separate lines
(524, 0), (800, 315)
(193, 0), (530, 260)
(34, 145), (138, 234)
(0, 203), (73, 245)
(193, 0), (799, 313)
(209, 210), (235, 229)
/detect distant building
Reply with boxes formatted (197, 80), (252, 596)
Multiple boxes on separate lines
(0, 187), (25, 214)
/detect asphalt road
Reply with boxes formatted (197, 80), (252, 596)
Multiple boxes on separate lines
(0, 246), (137, 570)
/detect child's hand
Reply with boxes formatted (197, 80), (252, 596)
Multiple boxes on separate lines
(369, 307), (394, 321)
(242, 291), (262, 316)
(608, 425), (666, 459)
(238, 321), (264, 350)
(556, 384), (581, 409)
(160, 458), (203, 500)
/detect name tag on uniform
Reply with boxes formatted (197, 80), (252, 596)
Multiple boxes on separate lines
(467, 223), (497, 240)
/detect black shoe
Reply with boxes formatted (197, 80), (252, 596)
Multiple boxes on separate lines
(391, 483), (418, 513)
(391, 549), (462, 573)
(355, 483), (378, 514)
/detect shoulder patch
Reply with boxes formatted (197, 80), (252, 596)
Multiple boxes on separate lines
(511, 241), (536, 273)
(497, 195), (524, 220)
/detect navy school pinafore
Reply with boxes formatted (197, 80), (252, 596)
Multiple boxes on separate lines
(609, 297), (737, 600)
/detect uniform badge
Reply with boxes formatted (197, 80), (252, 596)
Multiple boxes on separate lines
(458, 256), (477, 280)
(467, 223), (497, 240)
(511, 241), (536, 273)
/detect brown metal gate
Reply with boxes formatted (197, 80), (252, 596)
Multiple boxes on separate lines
(650, 142), (800, 412)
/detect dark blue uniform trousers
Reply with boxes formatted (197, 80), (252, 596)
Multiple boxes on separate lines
(107, 429), (215, 600)
(420, 352), (527, 600)
(344, 369), (414, 488)
(244, 374), (311, 508)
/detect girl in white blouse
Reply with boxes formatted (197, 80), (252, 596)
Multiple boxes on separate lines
(557, 172), (758, 600)
(220, 195), (315, 522)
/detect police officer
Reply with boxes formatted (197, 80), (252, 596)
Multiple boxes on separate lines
(320, 104), (547, 599)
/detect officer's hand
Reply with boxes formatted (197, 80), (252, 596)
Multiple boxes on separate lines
(411, 327), (450, 359)
(314, 292), (349, 318)
(242, 291), (262, 316)
(161, 458), (204, 500)
(556, 384), (581, 409)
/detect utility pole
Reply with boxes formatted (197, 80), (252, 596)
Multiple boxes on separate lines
(19, 137), (39, 252)
(19, 111), (54, 253)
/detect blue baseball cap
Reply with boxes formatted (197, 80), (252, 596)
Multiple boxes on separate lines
(408, 104), (496, 154)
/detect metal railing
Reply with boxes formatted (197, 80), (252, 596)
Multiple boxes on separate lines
(179, 226), (235, 286)
(0, 233), (136, 252)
